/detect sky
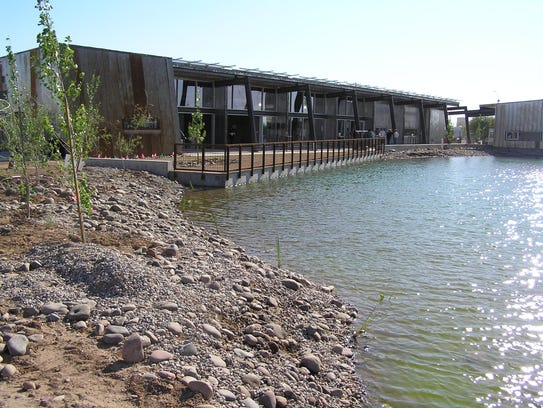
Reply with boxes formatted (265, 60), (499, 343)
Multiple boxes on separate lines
(2, 0), (543, 109)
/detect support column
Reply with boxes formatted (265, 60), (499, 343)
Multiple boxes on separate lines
(352, 91), (360, 131)
(464, 109), (471, 143)
(305, 85), (316, 140)
(419, 99), (426, 144)
(244, 76), (257, 143)
(388, 96), (397, 132)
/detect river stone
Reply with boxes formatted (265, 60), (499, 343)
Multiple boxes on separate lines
(150, 349), (173, 363)
(242, 373), (261, 387)
(180, 342), (198, 356)
(157, 301), (178, 311)
(1, 364), (17, 378)
(188, 380), (213, 400)
(218, 388), (236, 401)
(122, 333), (145, 363)
(210, 354), (226, 367)
(105, 325), (129, 336)
(202, 323), (221, 338)
(167, 322), (183, 335)
(300, 353), (322, 374)
(67, 303), (92, 321)
(7, 334), (29, 356)
(281, 279), (302, 291)
(41, 302), (68, 315)
(259, 390), (277, 408)
(276, 396), (288, 408)
(102, 333), (124, 345)
(243, 398), (260, 408)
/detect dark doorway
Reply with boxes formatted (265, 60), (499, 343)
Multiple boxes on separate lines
(227, 115), (252, 144)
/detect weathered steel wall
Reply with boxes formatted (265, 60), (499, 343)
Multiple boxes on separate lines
(428, 108), (446, 144)
(1, 46), (179, 156)
(494, 100), (543, 149)
(73, 46), (179, 155)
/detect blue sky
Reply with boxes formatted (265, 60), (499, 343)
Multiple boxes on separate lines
(2, 0), (543, 109)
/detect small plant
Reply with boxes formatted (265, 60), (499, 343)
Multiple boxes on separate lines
(18, 182), (35, 203)
(188, 96), (206, 163)
(354, 293), (386, 339)
(208, 210), (220, 236)
(275, 238), (281, 268)
(78, 173), (93, 215)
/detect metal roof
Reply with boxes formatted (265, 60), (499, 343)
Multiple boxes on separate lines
(172, 58), (459, 106)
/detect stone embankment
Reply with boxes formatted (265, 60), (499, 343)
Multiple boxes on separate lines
(0, 166), (366, 407)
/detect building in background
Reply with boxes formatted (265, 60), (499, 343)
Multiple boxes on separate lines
(493, 99), (543, 152)
(1, 45), (459, 155)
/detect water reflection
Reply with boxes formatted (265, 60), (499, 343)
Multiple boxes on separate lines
(183, 157), (543, 407)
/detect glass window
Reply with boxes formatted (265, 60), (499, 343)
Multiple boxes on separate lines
(177, 79), (196, 107)
(314, 95), (325, 114)
(198, 82), (214, 108)
(263, 89), (275, 111)
(289, 91), (307, 113)
(315, 118), (325, 139)
(228, 85), (247, 110)
(251, 89), (262, 110)
(338, 99), (353, 116)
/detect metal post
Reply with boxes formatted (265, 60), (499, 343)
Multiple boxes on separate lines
(305, 85), (316, 141)
(244, 77), (257, 143)
(419, 99), (427, 144)
(389, 96), (397, 134)
(464, 108), (471, 143)
(352, 91), (360, 131)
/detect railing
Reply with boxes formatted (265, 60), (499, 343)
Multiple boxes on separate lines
(174, 137), (385, 177)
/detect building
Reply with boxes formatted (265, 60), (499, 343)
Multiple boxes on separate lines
(493, 99), (543, 152)
(1, 45), (460, 155)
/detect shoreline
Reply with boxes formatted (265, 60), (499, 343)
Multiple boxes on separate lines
(0, 165), (367, 407)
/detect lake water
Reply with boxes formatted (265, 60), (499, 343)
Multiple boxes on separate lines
(183, 156), (543, 407)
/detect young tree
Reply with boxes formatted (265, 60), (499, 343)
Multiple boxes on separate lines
(188, 101), (206, 162)
(0, 43), (53, 218)
(469, 116), (495, 143)
(35, 0), (102, 242)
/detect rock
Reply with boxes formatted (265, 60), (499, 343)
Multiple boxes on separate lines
(7, 334), (29, 356)
(149, 350), (173, 363)
(157, 301), (178, 311)
(188, 380), (214, 400)
(281, 279), (302, 291)
(162, 244), (178, 257)
(22, 380), (37, 390)
(166, 322), (183, 335)
(243, 398), (260, 408)
(72, 321), (87, 330)
(1, 364), (17, 378)
(180, 342), (198, 356)
(202, 323), (221, 338)
(242, 373), (261, 387)
(105, 325), (129, 336)
(300, 354), (322, 374)
(22, 307), (39, 317)
(41, 302), (68, 315)
(244, 334), (259, 347)
(218, 388), (236, 401)
(102, 333), (124, 345)
(122, 333), (145, 363)
(67, 303), (92, 321)
(27, 334), (44, 343)
(276, 396), (288, 408)
(259, 390), (277, 408)
(210, 354), (226, 368)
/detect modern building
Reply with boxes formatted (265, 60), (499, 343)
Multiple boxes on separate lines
(1, 45), (460, 155)
(493, 99), (543, 151)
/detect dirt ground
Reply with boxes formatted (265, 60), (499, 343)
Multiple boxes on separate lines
(0, 163), (185, 408)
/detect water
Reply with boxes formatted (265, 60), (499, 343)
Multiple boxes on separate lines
(183, 156), (543, 407)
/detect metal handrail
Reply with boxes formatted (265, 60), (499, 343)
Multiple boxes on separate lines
(174, 137), (385, 176)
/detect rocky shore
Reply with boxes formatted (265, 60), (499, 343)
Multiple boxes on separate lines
(0, 166), (366, 407)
